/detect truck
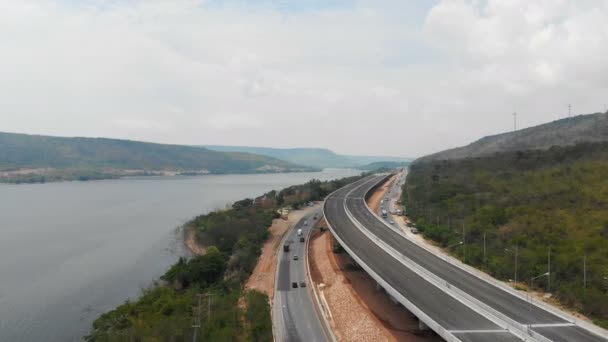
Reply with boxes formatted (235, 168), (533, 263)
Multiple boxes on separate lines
(300, 236), (305, 243)
(297, 228), (303, 236)
(381, 209), (388, 218)
(283, 243), (290, 252)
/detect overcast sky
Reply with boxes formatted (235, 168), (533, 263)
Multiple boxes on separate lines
(2, 1), (607, 157)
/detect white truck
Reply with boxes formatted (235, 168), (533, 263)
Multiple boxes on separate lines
(297, 228), (303, 236)
(381, 209), (388, 218)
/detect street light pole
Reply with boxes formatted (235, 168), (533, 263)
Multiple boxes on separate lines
(483, 232), (486, 265)
(583, 254), (587, 295)
(548, 248), (551, 292)
(447, 241), (464, 250)
(530, 272), (550, 290)
(505, 246), (519, 283)
(462, 223), (466, 263)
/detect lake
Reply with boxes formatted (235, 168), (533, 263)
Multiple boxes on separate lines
(0, 169), (361, 342)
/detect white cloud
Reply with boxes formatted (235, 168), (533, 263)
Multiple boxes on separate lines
(0, 0), (607, 157)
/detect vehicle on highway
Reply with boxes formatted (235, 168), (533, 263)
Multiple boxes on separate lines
(381, 209), (388, 218)
(411, 228), (418, 234)
(389, 220), (394, 225)
(300, 236), (305, 242)
(283, 243), (290, 252)
(297, 228), (303, 236)
(292, 282), (298, 288)
(293, 255), (299, 260)
(304, 220), (308, 226)
(300, 281), (306, 287)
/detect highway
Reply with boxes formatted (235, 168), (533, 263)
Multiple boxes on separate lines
(274, 209), (327, 342)
(325, 175), (608, 342)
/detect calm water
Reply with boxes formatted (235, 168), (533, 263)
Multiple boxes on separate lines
(0, 169), (360, 342)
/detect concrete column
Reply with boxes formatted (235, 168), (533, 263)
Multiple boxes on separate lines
(418, 320), (429, 331)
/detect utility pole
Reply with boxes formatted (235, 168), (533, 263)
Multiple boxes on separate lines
(192, 294), (203, 342)
(208, 293), (212, 319)
(568, 104), (572, 118)
(513, 112), (517, 131)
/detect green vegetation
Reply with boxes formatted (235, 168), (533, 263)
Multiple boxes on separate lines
(0, 132), (313, 183)
(405, 142), (608, 327)
(87, 174), (365, 341)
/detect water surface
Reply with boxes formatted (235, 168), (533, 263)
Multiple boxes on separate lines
(0, 169), (360, 342)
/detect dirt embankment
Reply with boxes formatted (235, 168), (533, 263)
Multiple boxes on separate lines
(368, 175), (395, 213)
(184, 227), (206, 256)
(245, 205), (321, 299)
(309, 217), (441, 342)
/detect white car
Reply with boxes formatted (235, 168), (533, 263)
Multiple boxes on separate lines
(389, 220), (395, 225)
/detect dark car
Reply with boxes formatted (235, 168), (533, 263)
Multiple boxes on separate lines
(292, 282), (298, 288)
(293, 255), (299, 260)
(300, 281), (306, 287)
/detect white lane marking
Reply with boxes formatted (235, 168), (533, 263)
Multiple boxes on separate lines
(529, 323), (577, 328)
(448, 329), (509, 334)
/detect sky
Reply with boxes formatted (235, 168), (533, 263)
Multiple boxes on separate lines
(1, 0), (607, 157)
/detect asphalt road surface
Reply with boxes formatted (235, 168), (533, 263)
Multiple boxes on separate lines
(274, 209), (327, 342)
(331, 175), (607, 342)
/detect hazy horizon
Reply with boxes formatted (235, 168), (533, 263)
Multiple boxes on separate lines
(2, 1), (607, 156)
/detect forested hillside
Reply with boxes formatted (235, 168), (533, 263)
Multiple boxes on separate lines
(0, 132), (312, 183)
(404, 142), (608, 327)
(417, 111), (608, 163)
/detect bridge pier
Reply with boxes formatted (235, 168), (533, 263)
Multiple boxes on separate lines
(418, 319), (429, 331)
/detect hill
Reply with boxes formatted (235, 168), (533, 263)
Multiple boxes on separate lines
(416, 111), (608, 163)
(358, 161), (410, 171)
(0, 132), (313, 183)
(203, 145), (412, 169)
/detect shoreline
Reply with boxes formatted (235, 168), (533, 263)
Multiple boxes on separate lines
(0, 168), (324, 185)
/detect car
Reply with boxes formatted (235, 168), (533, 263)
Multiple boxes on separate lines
(292, 282), (298, 288)
(411, 228), (419, 234)
(300, 281), (306, 287)
(293, 255), (299, 260)
(389, 220), (395, 225)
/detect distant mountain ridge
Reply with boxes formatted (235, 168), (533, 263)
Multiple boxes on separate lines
(416, 111), (608, 163)
(0, 132), (313, 183)
(203, 145), (412, 169)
